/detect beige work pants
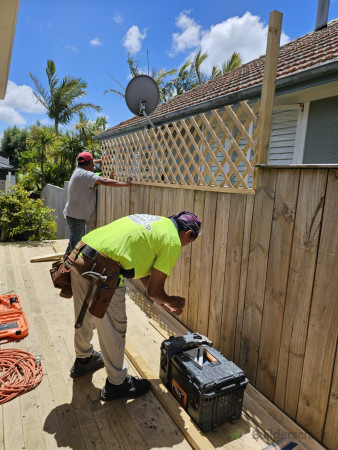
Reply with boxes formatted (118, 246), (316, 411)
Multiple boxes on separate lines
(71, 269), (128, 384)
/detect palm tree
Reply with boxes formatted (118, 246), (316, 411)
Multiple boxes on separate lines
(26, 125), (58, 187)
(105, 50), (242, 106)
(191, 50), (208, 86)
(58, 131), (83, 173)
(30, 60), (102, 134)
(105, 53), (178, 104)
(221, 52), (242, 73)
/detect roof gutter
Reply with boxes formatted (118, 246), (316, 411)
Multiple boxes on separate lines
(96, 60), (338, 141)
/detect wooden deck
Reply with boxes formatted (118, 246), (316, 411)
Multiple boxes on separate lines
(0, 240), (324, 450)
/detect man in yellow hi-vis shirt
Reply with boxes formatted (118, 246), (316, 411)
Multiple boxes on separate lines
(69, 211), (202, 401)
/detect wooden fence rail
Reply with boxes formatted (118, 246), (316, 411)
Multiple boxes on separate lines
(96, 166), (338, 449)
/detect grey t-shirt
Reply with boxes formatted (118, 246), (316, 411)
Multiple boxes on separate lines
(63, 167), (100, 220)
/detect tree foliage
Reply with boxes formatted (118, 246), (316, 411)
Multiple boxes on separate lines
(30, 60), (102, 134)
(0, 126), (28, 166)
(26, 125), (58, 188)
(0, 185), (56, 241)
(105, 50), (242, 104)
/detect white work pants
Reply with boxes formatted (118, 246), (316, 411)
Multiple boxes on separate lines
(71, 269), (128, 384)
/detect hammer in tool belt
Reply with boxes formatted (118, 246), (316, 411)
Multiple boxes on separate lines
(75, 269), (107, 329)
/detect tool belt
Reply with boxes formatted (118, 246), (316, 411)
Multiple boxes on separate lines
(50, 241), (86, 299)
(72, 242), (122, 318)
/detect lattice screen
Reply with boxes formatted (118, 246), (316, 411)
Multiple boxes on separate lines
(101, 99), (260, 193)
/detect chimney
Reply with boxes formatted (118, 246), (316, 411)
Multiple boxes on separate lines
(315, 0), (330, 31)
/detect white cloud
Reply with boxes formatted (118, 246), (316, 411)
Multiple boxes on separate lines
(66, 44), (78, 52)
(171, 12), (202, 54)
(90, 37), (102, 47)
(0, 81), (46, 126)
(0, 106), (26, 125)
(113, 14), (123, 24)
(171, 11), (290, 75)
(123, 26), (146, 54)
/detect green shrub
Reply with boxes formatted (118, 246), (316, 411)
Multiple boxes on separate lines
(0, 185), (57, 241)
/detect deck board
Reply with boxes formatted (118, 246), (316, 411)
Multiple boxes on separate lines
(0, 240), (324, 449)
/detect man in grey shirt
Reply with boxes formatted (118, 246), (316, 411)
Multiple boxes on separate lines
(64, 151), (131, 252)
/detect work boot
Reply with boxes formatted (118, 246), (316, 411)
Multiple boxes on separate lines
(70, 350), (104, 378)
(100, 375), (150, 401)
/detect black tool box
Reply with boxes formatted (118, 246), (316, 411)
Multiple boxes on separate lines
(159, 332), (248, 432)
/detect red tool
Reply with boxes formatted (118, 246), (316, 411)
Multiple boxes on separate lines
(0, 295), (29, 343)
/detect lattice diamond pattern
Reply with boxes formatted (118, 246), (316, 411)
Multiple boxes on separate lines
(101, 99), (259, 192)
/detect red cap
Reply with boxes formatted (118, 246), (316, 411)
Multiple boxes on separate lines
(77, 151), (93, 162)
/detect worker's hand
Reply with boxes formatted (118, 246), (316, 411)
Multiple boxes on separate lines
(108, 171), (115, 180)
(126, 176), (132, 185)
(162, 295), (185, 316)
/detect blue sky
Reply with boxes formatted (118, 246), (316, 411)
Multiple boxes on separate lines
(1, 0), (337, 138)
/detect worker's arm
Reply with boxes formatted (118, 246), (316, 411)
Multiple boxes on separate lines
(139, 268), (185, 316)
(96, 176), (131, 187)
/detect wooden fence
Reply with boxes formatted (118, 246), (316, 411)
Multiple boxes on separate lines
(41, 183), (70, 239)
(96, 166), (338, 449)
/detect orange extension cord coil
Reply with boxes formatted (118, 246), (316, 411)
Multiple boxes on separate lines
(0, 349), (43, 405)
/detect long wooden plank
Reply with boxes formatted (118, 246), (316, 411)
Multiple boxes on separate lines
(128, 180), (254, 195)
(241, 168), (277, 383)
(233, 195), (254, 367)
(174, 189), (194, 325)
(244, 385), (324, 450)
(208, 192), (231, 348)
(219, 193), (247, 360)
(196, 191), (217, 336)
(30, 252), (63, 262)
(296, 169), (338, 441)
(256, 169), (300, 400)
(187, 191), (205, 331)
(274, 169), (327, 416)
(255, 10), (283, 167)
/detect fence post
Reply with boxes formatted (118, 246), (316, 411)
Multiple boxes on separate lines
(254, 10), (283, 187)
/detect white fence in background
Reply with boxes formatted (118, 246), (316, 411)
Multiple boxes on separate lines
(41, 182), (69, 239)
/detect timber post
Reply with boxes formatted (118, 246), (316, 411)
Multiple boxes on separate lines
(253, 10), (283, 188)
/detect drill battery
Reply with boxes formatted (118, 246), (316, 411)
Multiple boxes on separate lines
(159, 332), (248, 432)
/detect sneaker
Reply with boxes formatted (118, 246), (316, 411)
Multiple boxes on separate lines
(70, 350), (104, 378)
(100, 375), (150, 401)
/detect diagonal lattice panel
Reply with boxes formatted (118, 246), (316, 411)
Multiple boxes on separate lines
(101, 99), (260, 192)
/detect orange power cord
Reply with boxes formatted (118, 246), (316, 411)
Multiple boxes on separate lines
(0, 349), (43, 405)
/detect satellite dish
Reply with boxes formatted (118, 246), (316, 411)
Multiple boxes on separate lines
(125, 75), (159, 128)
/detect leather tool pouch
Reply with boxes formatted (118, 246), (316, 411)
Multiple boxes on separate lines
(74, 245), (122, 318)
(89, 272), (120, 318)
(50, 241), (86, 298)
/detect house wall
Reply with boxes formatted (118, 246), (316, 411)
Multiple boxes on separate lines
(97, 166), (338, 449)
(303, 95), (338, 163)
(268, 108), (298, 165)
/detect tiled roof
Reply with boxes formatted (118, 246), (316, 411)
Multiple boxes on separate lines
(104, 19), (338, 135)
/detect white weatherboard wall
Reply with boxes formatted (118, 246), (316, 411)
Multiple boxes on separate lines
(268, 108), (299, 165)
